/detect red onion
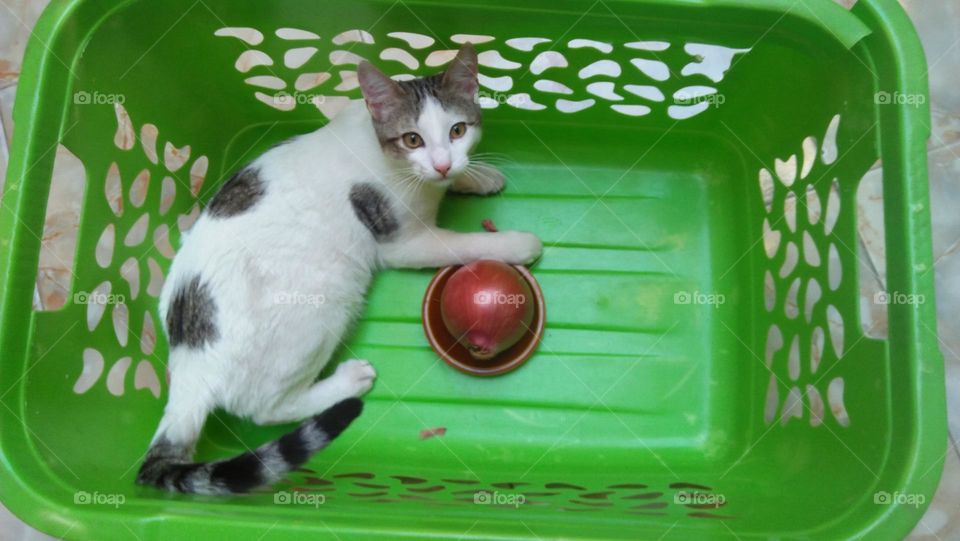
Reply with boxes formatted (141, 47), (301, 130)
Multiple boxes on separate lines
(440, 260), (534, 360)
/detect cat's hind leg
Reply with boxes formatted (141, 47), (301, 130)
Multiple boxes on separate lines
(137, 364), (217, 488)
(253, 359), (376, 425)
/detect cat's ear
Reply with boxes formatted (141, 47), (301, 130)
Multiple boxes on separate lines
(358, 61), (401, 121)
(442, 43), (478, 97)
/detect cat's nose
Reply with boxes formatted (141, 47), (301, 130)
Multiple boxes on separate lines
(433, 163), (451, 177)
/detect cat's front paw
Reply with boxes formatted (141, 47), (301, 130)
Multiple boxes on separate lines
(335, 359), (377, 396)
(495, 231), (543, 265)
(451, 168), (505, 195)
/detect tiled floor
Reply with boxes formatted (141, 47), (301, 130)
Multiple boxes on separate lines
(0, 0), (958, 539)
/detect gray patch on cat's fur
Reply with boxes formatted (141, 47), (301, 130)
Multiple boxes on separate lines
(255, 442), (288, 478)
(166, 275), (219, 348)
(349, 183), (399, 241)
(373, 74), (480, 155)
(140, 437), (191, 471)
(136, 437), (212, 492)
(207, 167), (265, 218)
(298, 419), (330, 450)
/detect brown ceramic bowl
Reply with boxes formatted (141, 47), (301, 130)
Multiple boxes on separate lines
(422, 265), (545, 376)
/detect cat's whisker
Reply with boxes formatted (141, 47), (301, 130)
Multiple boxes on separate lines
(467, 161), (503, 169)
(390, 174), (420, 200)
(469, 159), (514, 171)
(400, 174), (426, 197)
(464, 163), (503, 178)
(470, 153), (516, 163)
(471, 151), (512, 160)
(459, 164), (508, 199)
(471, 153), (513, 162)
(469, 159), (512, 167)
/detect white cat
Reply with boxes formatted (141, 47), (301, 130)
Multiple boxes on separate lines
(136, 44), (542, 494)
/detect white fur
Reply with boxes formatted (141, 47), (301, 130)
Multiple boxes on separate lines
(152, 98), (542, 449)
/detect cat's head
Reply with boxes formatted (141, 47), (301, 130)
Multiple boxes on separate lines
(358, 44), (481, 184)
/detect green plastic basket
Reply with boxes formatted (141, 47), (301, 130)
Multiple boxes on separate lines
(0, 0), (946, 539)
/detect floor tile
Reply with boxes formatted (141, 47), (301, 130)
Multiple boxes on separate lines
(928, 143), (960, 263)
(857, 240), (888, 339)
(856, 166), (886, 285)
(0, 0), (49, 87)
(932, 110), (960, 149)
(0, 82), (15, 198)
(909, 438), (960, 539)
(0, 96), (8, 197)
(0, 503), (58, 541)
(901, 0), (960, 149)
(899, 0), (960, 120)
(936, 251), (960, 437)
(34, 143), (84, 310)
(0, 83), (15, 146)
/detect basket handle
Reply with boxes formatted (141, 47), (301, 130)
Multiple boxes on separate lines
(848, 0), (945, 535)
(0, 47), (74, 366)
(852, 1), (941, 368)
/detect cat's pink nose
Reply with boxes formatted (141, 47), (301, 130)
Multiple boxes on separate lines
(433, 163), (451, 177)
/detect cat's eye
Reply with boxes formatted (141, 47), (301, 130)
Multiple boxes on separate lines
(401, 132), (424, 149)
(449, 122), (467, 140)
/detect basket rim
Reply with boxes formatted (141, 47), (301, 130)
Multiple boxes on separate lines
(0, 0), (945, 540)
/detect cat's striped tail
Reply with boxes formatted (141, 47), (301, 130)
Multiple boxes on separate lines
(136, 398), (363, 494)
